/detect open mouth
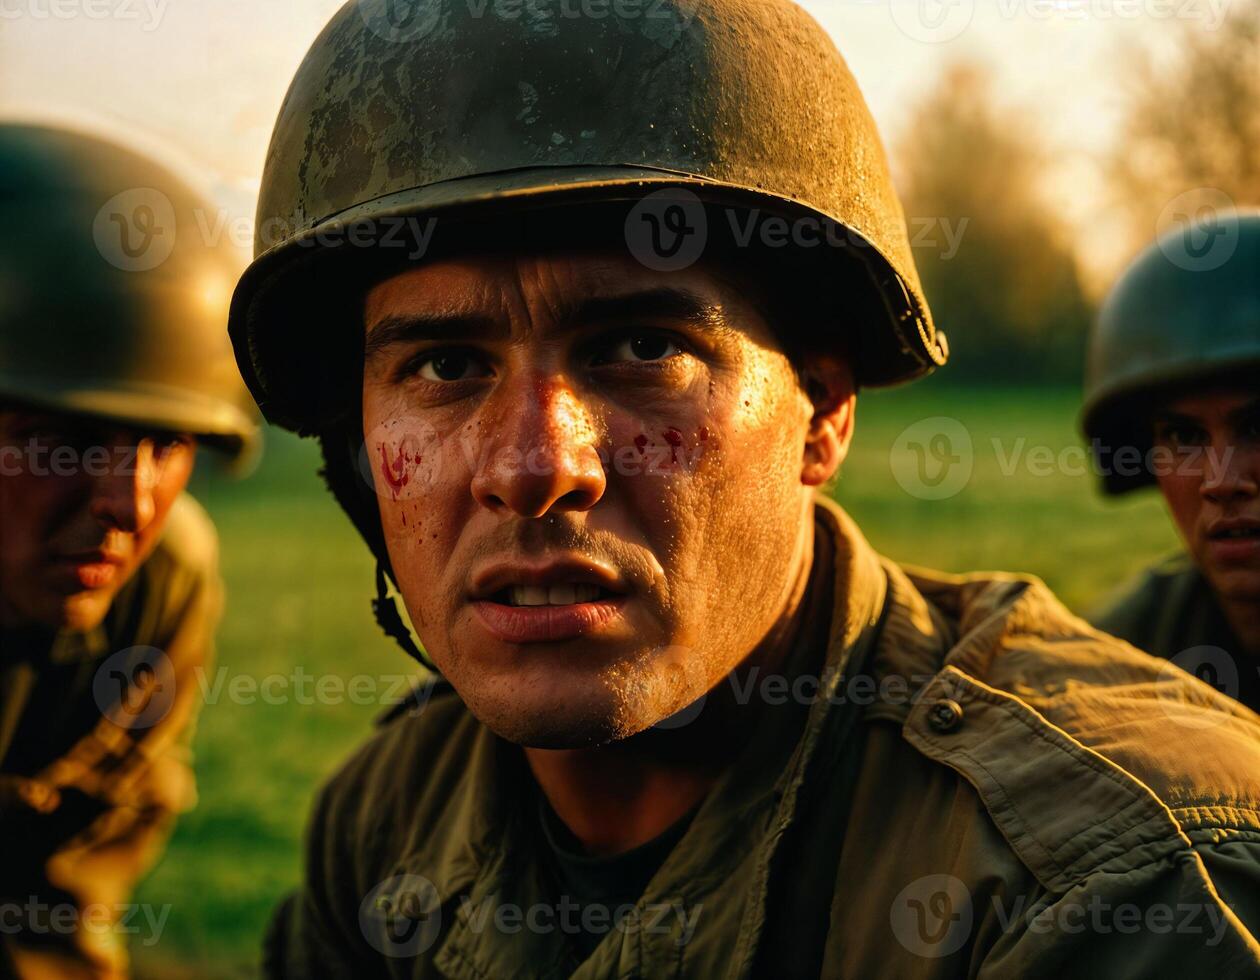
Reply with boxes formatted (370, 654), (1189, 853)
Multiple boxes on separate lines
(470, 561), (629, 643)
(492, 584), (619, 607)
(1209, 527), (1260, 541)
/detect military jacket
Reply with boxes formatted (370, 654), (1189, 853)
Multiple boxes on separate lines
(0, 493), (221, 976)
(1090, 552), (1260, 712)
(267, 497), (1260, 979)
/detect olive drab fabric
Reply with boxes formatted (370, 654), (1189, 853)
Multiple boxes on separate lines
(0, 123), (259, 466)
(264, 496), (1260, 979)
(1081, 209), (1260, 495)
(229, 0), (948, 436)
(0, 495), (222, 977)
(1089, 553), (1260, 713)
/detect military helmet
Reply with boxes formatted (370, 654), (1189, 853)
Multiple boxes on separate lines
(1082, 208), (1260, 495)
(229, 0), (947, 433)
(0, 123), (260, 466)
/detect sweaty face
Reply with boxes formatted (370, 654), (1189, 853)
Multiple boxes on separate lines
(0, 408), (196, 632)
(362, 251), (846, 748)
(1153, 387), (1260, 603)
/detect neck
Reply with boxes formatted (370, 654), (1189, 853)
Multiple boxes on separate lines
(524, 512), (823, 856)
(1219, 594), (1260, 660)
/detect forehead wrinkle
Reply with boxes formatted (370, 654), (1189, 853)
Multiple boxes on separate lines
(368, 252), (768, 354)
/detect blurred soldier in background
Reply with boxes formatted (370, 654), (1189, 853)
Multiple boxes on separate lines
(0, 124), (258, 979)
(232, 1), (1260, 974)
(1084, 211), (1260, 713)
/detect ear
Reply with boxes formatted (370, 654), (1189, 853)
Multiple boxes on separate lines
(800, 355), (856, 487)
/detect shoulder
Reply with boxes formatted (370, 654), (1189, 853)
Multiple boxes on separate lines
(1086, 551), (1200, 647)
(307, 677), (481, 879)
(148, 492), (220, 582)
(919, 566), (1260, 831)
(136, 492), (221, 614)
(104, 493), (222, 656)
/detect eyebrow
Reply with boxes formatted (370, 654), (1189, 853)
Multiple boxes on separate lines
(363, 287), (727, 360)
(1152, 397), (1260, 427)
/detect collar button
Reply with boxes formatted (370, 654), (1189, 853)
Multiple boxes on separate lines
(928, 698), (964, 734)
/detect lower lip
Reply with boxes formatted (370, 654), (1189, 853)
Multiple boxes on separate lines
(1207, 535), (1260, 563)
(57, 560), (119, 590)
(471, 597), (626, 643)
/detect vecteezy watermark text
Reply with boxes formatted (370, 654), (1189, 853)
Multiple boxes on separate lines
(0, 0), (167, 30)
(0, 898), (171, 947)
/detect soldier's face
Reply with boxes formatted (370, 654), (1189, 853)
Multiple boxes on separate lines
(1153, 388), (1260, 603)
(362, 250), (851, 747)
(0, 408), (196, 632)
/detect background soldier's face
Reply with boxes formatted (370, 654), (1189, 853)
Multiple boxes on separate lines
(1153, 387), (1260, 604)
(0, 407), (196, 632)
(361, 250), (852, 747)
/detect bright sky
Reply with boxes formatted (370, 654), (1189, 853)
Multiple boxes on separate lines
(0, 0), (1215, 280)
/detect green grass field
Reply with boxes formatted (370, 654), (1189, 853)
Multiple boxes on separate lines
(130, 382), (1180, 977)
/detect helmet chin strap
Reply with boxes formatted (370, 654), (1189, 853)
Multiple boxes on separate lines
(372, 562), (442, 675)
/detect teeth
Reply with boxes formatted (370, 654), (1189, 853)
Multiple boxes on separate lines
(547, 584), (576, 605)
(510, 586), (548, 606)
(505, 583), (604, 606)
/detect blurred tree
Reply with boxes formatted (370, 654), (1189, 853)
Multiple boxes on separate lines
(1110, 0), (1260, 240)
(895, 62), (1092, 385)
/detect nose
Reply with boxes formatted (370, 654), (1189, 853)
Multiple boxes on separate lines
(1200, 440), (1260, 504)
(90, 440), (158, 533)
(470, 375), (606, 518)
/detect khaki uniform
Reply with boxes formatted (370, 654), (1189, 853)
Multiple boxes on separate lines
(1089, 554), (1260, 713)
(0, 494), (221, 978)
(265, 496), (1260, 978)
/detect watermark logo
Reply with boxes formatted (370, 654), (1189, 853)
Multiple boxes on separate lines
(360, 874), (444, 957)
(93, 188), (176, 272)
(890, 874), (973, 957)
(625, 189), (708, 272)
(890, 417), (974, 500)
(0, 0), (169, 30)
(194, 665), (431, 710)
(92, 646), (176, 729)
(0, 898), (171, 946)
(1156, 645), (1241, 728)
(1156, 189), (1239, 273)
(889, 0), (975, 44)
(357, 0), (444, 42)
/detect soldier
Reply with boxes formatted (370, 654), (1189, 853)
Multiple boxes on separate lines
(0, 124), (258, 978)
(231, 1), (1260, 974)
(1083, 212), (1260, 713)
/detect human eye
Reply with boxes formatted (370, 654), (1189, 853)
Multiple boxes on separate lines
(591, 331), (685, 367)
(1236, 412), (1260, 444)
(403, 349), (493, 383)
(1155, 420), (1208, 449)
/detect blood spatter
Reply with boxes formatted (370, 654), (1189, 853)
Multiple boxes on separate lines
(378, 443), (412, 498)
(663, 427), (684, 464)
(698, 427), (710, 441)
(633, 434), (648, 456)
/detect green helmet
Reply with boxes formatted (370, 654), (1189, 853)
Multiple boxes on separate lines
(1082, 208), (1260, 495)
(229, 0), (947, 432)
(227, 0), (947, 664)
(0, 123), (260, 466)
